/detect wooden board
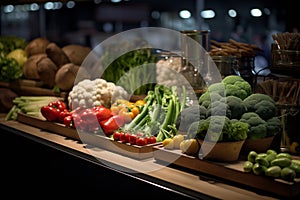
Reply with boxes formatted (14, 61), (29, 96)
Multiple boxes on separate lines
(153, 145), (300, 198)
(17, 113), (160, 160)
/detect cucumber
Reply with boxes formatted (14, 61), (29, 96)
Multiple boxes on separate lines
(271, 157), (291, 168)
(265, 153), (277, 163)
(256, 153), (267, 159)
(252, 163), (267, 175)
(243, 161), (254, 173)
(289, 163), (300, 177)
(247, 151), (257, 163)
(266, 149), (277, 155)
(255, 157), (269, 167)
(291, 159), (300, 166)
(276, 152), (292, 160)
(281, 167), (296, 182)
(265, 166), (281, 178)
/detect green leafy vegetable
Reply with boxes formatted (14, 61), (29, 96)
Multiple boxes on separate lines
(101, 39), (158, 95)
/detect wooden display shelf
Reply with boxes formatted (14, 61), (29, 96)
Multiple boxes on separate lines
(17, 113), (159, 160)
(153, 145), (300, 198)
(0, 79), (68, 99)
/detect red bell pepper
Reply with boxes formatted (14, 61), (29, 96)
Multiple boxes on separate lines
(41, 100), (69, 122)
(99, 115), (125, 136)
(41, 105), (60, 122)
(92, 106), (112, 122)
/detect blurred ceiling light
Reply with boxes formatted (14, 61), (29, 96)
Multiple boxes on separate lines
(53, 2), (63, 9)
(250, 8), (262, 17)
(44, 2), (54, 10)
(200, 9), (215, 19)
(111, 0), (122, 3)
(30, 3), (40, 11)
(4, 5), (14, 13)
(103, 22), (113, 32)
(264, 8), (271, 15)
(228, 9), (237, 18)
(151, 11), (160, 19)
(44, 2), (62, 10)
(66, 1), (75, 8)
(94, 0), (102, 4)
(179, 10), (191, 19)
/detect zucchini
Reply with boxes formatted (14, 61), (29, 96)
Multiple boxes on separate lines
(281, 167), (296, 182)
(265, 166), (281, 178)
(271, 157), (291, 168)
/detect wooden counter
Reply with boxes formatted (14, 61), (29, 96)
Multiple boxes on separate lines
(0, 114), (282, 199)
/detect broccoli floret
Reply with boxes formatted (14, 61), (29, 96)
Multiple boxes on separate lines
(266, 116), (282, 137)
(176, 104), (206, 132)
(226, 95), (247, 119)
(187, 118), (210, 139)
(222, 75), (252, 100)
(206, 116), (232, 142)
(189, 116), (231, 142)
(229, 119), (249, 141)
(240, 112), (267, 139)
(199, 91), (223, 108)
(206, 100), (231, 118)
(243, 93), (277, 120)
(207, 82), (226, 97)
(187, 116), (249, 142)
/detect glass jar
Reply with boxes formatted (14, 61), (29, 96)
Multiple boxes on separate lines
(180, 30), (210, 93)
(211, 55), (238, 78)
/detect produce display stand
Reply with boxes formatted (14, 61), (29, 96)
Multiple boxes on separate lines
(17, 112), (159, 160)
(153, 145), (300, 199)
(0, 114), (281, 199)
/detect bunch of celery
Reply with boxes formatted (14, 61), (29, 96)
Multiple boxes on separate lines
(5, 96), (63, 121)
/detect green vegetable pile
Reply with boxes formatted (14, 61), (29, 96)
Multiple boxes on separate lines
(122, 84), (186, 142)
(184, 75), (282, 142)
(0, 35), (28, 82)
(243, 149), (300, 182)
(101, 39), (157, 95)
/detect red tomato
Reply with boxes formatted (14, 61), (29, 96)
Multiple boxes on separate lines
(119, 131), (126, 142)
(129, 134), (137, 145)
(136, 137), (148, 146)
(120, 132), (130, 143)
(146, 136), (157, 144)
(58, 109), (71, 123)
(64, 115), (74, 128)
(113, 131), (121, 141)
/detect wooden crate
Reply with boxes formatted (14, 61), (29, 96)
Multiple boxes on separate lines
(153, 145), (300, 198)
(17, 113), (159, 160)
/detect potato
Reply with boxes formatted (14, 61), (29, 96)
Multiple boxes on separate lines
(22, 53), (47, 80)
(25, 37), (50, 57)
(55, 63), (80, 91)
(37, 57), (58, 88)
(62, 44), (92, 66)
(55, 63), (91, 91)
(46, 42), (70, 67)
